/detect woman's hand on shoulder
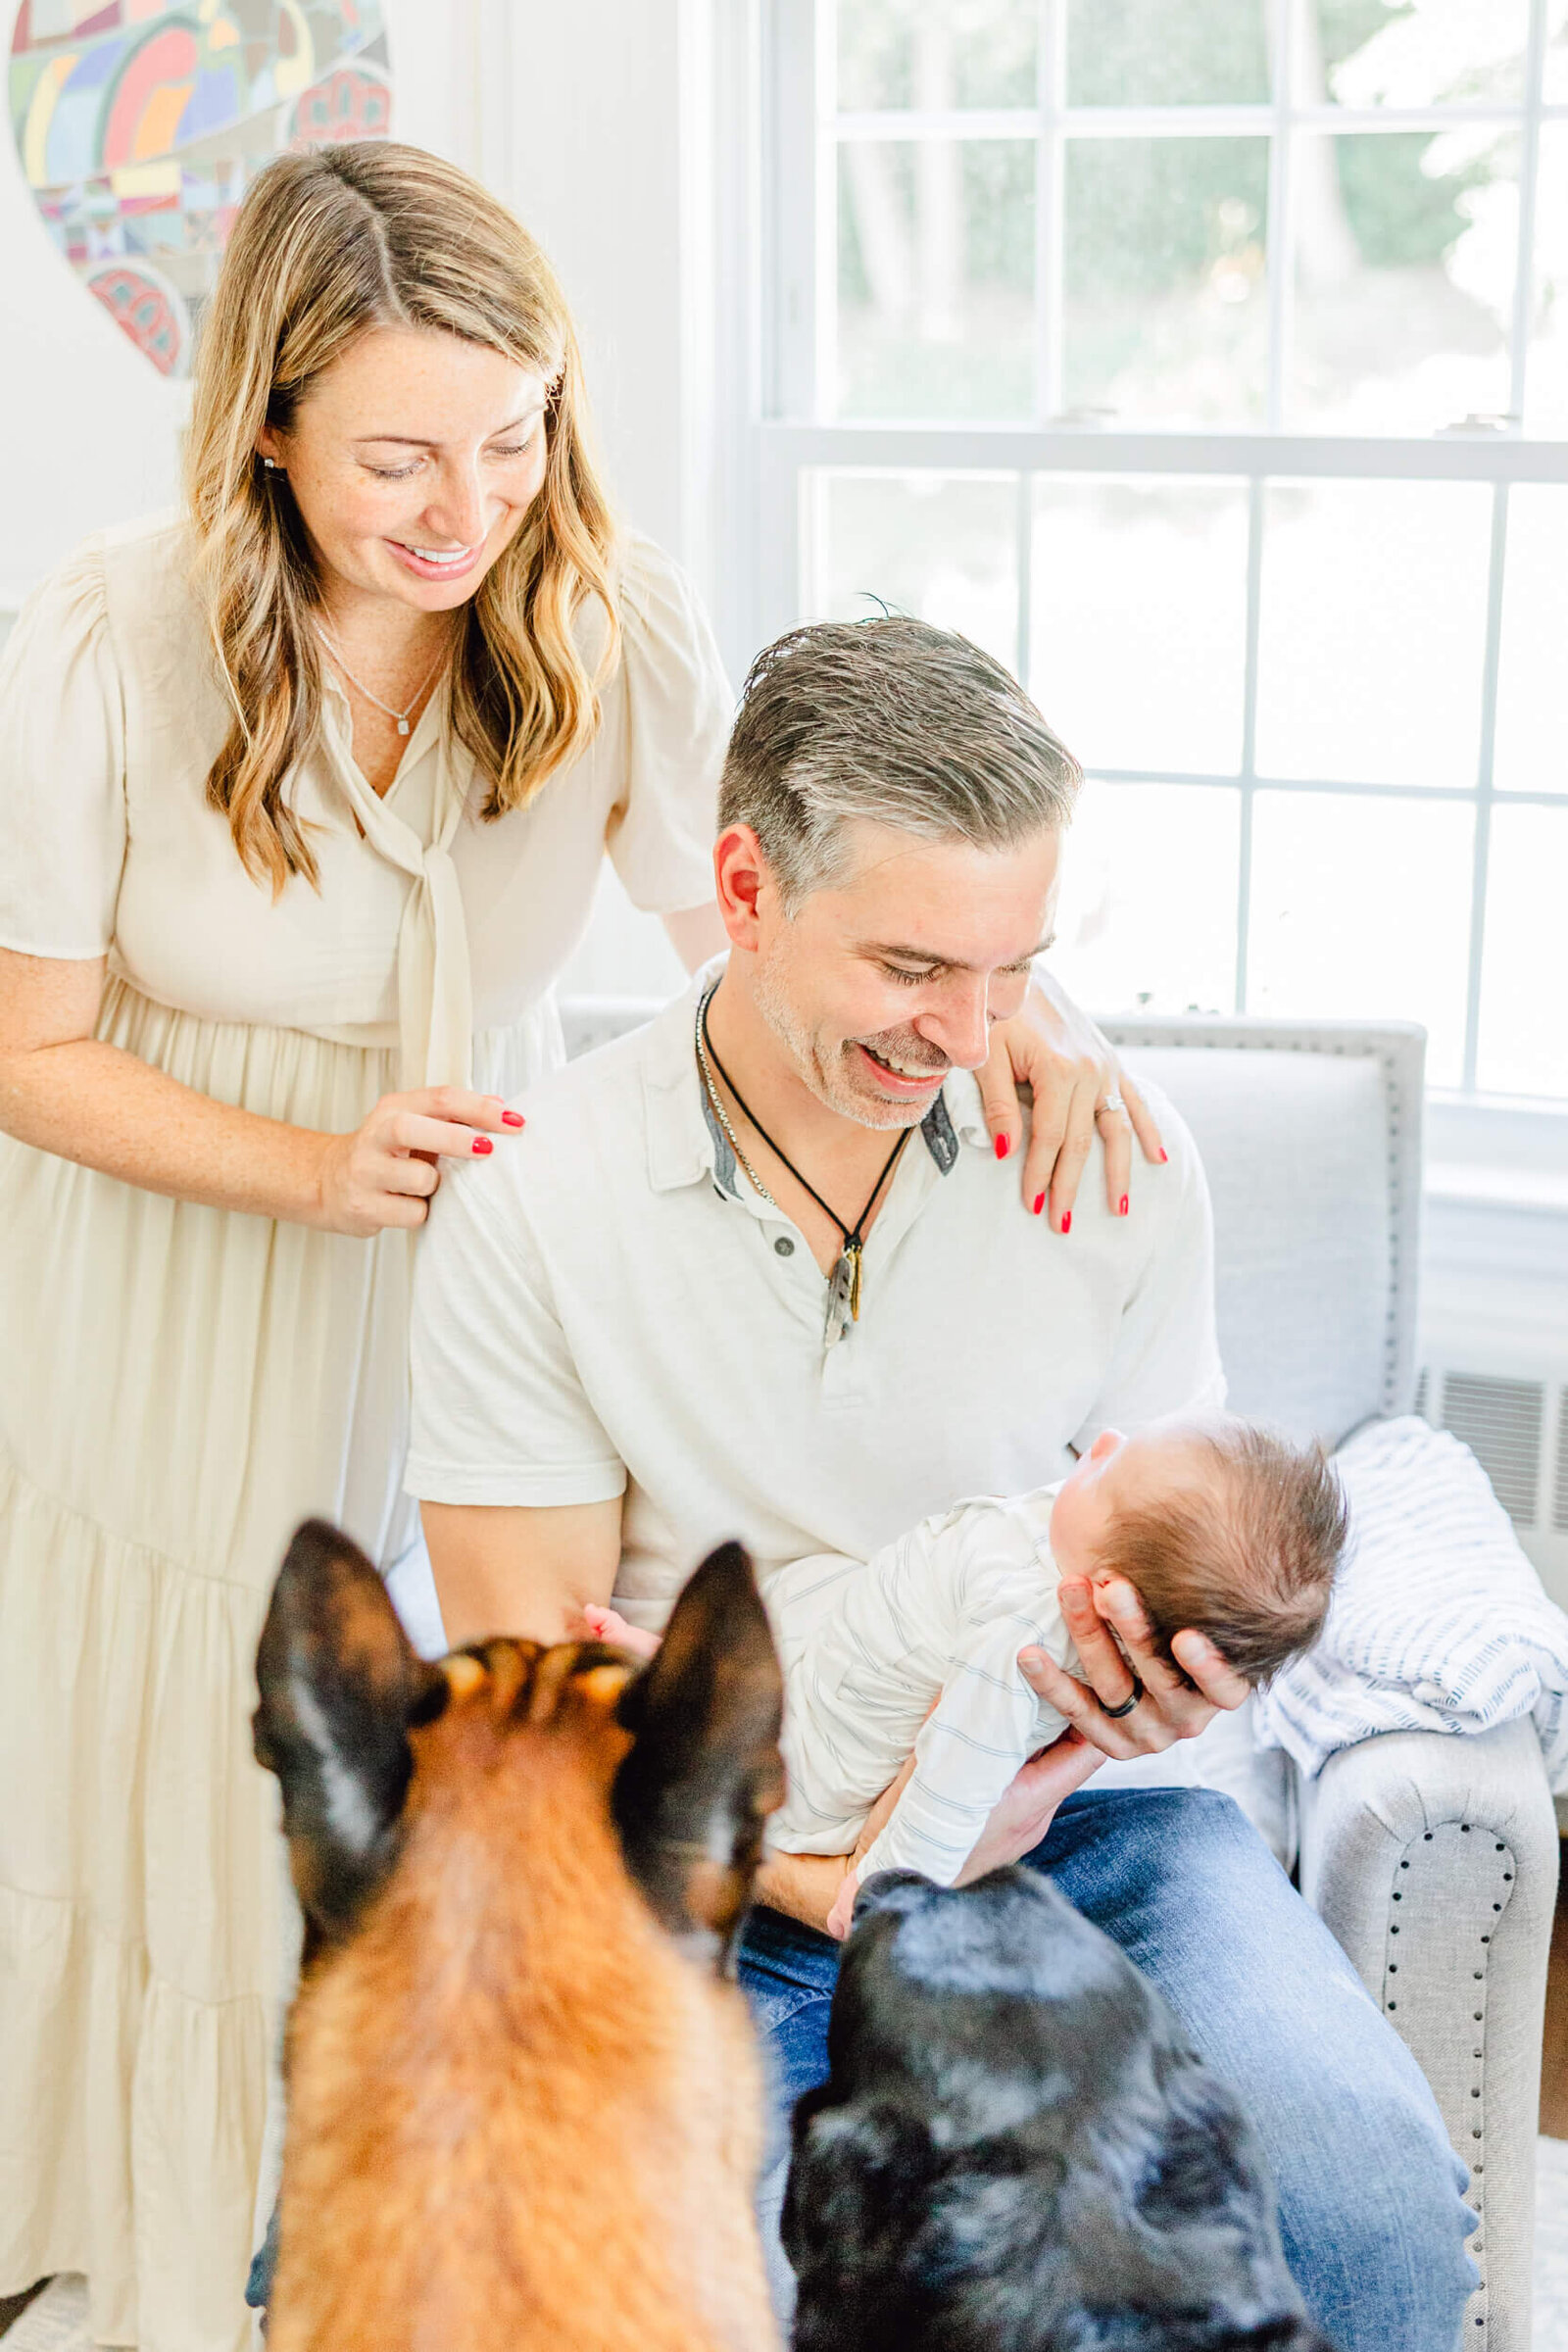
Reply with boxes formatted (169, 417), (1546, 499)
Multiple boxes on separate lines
(313, 1086), (524, 1237)
(978, 969), (1166, 1233)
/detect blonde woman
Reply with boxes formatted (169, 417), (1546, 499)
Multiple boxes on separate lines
(0, 142), (1157, 2351)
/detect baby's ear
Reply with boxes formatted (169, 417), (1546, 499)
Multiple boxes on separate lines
(612, 1542), (784, 1957)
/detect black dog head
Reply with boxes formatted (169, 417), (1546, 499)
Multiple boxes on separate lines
(783, 1868), (1338, 2352)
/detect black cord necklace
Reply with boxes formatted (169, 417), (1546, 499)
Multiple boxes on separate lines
(700, 999), (911, 1322)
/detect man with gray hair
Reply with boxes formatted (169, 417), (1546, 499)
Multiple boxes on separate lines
(407, 617), (1474, 2348)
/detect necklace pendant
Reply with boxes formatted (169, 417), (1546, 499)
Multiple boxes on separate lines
(847, 1239), (863, 1321)
(824, 1252), (856, 1347)
(396, 717), (411, 736)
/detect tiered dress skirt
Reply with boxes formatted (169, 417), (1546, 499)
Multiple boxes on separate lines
(0, 977), (550, 2350)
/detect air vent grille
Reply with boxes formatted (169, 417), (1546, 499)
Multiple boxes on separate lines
(1555, 1391), (1568, 1536)
(1440, 1375), (1545, 1526)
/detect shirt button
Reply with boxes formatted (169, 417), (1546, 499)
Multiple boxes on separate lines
(773, 1235), (795, 1256)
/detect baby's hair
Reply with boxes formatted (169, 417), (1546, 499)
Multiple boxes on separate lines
(1098, 1425), (1349, 1686)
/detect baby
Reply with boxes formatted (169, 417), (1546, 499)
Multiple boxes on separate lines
(588, 1415), (1348, 1938)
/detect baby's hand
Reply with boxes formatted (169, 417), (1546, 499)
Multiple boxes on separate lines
(580, 1603), (662, 1662)
(825, 1869), (858, 1943)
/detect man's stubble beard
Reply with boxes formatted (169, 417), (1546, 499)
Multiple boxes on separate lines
(752, 941), (939, 1135)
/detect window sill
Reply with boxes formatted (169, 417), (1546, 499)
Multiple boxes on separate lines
(1425, 1163), (1568, 1218)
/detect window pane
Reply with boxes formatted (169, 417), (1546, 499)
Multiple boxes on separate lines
(1476, 808), (1568, 1098)
(1255, 481), (1492, 788)
(1065, 0), (1270, 106)
(1527, 126), (1568, 433)
(1310, 0), (1529, 108)
(1054, 783), (1241, 1017)
(1546, 2), (1568, 105)
(1029, 477), (1249, 773)
(808, 469), (1019, 669)
(1248, 792), (1475, 1086)
(835, 139), (1034, 419)
(1494, 486), (1568, 796)
(1062, 137), (1269, 426)
(836, 0), (1037, 113)
(1286, 130), (1518, 431)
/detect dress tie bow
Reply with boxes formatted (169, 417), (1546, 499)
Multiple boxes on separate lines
(321, 706), (474, 1091)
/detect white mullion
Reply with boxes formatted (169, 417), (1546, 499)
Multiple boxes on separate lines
(812, 0), (838, 422)
(1014, 470), (1034, 688)
(1265, 0), (1296, 435)
(836, 104), (1521, 140)
(762, 0), (820, 420)
(713, 0), (764, 671)
(1283, 102), (1527, 133)
(760, 421), (1568, 482)
(1509, 0), (1550, 422)
(1092, 768), (1537, 804)
(1462, 481), (1512, 1091)
(1036, 0), (1065, 424)
(837, 107), (1037, 140)
(1235, 474), (1267, 1012)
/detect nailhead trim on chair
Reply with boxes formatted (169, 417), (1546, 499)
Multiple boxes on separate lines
(1382, 1824), (1519, 2338)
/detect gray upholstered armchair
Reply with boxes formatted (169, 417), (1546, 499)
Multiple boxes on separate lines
(559, 999), (1560, 2352)
(1087, 1014), (1557, 2352)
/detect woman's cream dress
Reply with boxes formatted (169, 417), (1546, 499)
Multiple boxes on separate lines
(0, 514), (730, 2351)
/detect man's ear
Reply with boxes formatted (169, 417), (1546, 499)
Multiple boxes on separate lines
(253, 1518), (447, 1945)
(612, 1541), (784, 1954)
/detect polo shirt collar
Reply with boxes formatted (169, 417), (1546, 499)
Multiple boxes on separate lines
(642, 965), (989, 1198)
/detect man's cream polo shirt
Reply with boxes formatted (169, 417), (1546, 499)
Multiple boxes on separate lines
(406, 966), (1226, 1631)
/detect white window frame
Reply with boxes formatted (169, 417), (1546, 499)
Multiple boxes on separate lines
(742, 0), (1568, 1145)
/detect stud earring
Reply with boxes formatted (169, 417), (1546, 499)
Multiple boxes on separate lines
(262, 456), (282, 472)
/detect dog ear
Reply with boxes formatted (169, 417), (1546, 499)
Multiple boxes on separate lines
(612, 1541), (784, 1952)
(783, 2097), (935, 2341)
(253, 1518), (447, 1944)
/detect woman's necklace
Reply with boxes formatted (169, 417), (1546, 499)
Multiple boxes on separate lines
(315, 621), (453, 737)
(696, 993), (911, 1325)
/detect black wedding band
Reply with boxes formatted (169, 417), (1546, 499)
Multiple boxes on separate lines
(1102, 1678), (1144, 1720)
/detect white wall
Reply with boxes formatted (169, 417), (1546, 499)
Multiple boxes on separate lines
(0, 2), (718, 606)
(0, 122), (189, 606)
(403, 0), (727, 1002)
(0, 0), (711, 994)
(388, 0), (718, 583)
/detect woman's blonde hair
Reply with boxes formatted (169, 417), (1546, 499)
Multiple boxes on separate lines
(186, 141), (619, 892)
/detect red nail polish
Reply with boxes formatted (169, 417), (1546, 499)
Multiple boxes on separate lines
(1033, 1193), (1046, 1216)
(1060, 1210), (1071, 1235)
(471, 1136), (493, 1155)
(502, 1110), (524, 1128)
(1157, 1148), (1169, 1163)
(1119, 1195), (1129, 1216)
(995, 1134), (1010, 1160)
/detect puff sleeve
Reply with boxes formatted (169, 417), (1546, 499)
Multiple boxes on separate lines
(0, 542), (126, 958)
(602, 535), (733, 914)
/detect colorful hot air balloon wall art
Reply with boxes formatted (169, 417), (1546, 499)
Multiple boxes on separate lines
(9, 2), (392, 376)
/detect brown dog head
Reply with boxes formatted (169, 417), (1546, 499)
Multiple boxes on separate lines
(252, 1529), (787, 2351)
(252, 1520), (785, 1965)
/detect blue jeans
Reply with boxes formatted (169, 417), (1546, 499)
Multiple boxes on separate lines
(741, 1786), (1477, 2352)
